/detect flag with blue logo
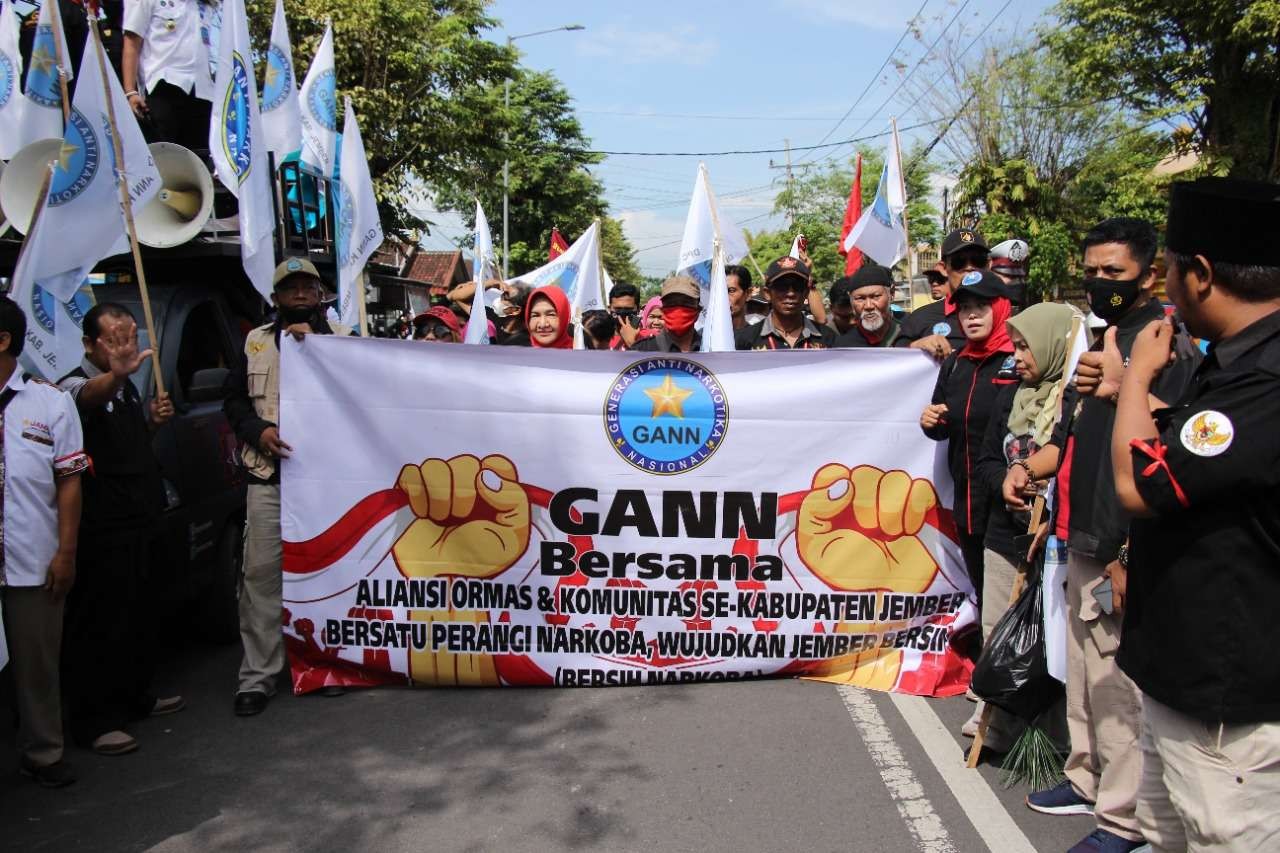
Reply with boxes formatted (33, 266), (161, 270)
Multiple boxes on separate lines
(336, 97), (381, 331)
(699, 244), (735, 352)
(842, 126), (907, 267)
(508, 221), (604, 317)
(677, 163), (748, 312)
(10, 166), (97, 383)
(261, 0), (300, 161)
(298, 22), (336, 177)
(209, 0), (276, 300)
(463, 200), (494, 345)
(0, 0), (27, 159)
(26, 29), (161, 302)
(19, 0), (74, 148)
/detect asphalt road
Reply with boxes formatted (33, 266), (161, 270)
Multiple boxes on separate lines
(1, 642), (1092, 852)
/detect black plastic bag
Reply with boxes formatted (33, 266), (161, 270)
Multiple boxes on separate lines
(971, 563), (1064, 721)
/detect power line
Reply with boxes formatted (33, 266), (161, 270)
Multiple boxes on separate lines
(580, 109), (894, 122)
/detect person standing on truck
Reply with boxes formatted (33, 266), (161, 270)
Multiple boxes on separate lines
(58, 303), (185, 757)
(223, 259), (353, 716)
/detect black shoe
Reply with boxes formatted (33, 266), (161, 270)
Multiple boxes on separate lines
(20, 760), (77, 788)
(234, 691), (269, 716)
(319, 686), (346, 697)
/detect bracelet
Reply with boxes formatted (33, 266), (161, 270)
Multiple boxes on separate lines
(125, 90), (140, 98)
(1010, 459), (1034, 478)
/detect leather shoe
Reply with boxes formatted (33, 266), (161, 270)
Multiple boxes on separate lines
(234, 691), (269, 716)
(20, 759), (76, 788)
(91, 730), (139, 756)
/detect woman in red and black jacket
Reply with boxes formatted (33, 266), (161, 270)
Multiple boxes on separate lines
(919, 270), (1018, 605)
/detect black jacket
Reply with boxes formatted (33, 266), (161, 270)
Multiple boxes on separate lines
(631, 331), (702, 352)
(895, 298), (966, 350)
(835, 316), (902, 348)
(974, 384), (1041, 562)
(922, 349), (1019, 535)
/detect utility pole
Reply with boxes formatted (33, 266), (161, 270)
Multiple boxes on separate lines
(767, 138), (822, 229)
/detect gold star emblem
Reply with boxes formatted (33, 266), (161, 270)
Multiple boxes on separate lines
(264, 62), (281, 88)
(643, 374), (694, 419)
(56, 140), (79, 172)
(30, 45), (54, 76)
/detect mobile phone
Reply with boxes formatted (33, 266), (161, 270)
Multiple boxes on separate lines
(1092, 577), (1114, 615)
(614, 309), (639, 325)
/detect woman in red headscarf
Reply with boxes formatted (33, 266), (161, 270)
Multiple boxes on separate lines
(524, 285), (574, 349)
(917, 269), (1017, 622)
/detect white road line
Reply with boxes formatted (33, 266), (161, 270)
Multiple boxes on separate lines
(836, 684), (959, 853)
(887, 692), (1038, 853)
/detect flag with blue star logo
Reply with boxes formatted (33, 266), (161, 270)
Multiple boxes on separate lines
(298, 22), (336, 177)
(0, 0), (27, 159)
(19, 0), (74, 148)
(261, 0), (301, 160)
(209, 0), (276, 299)
(842, 124), (907, 268)
(336, 97), (381, 332)
(25, 29), (161, 303)
(677, 163), (748, 318)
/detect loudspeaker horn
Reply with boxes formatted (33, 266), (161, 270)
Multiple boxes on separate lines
(0, 159), (7, 238)
(135, 142), (214, 248)
(0, 138), (62, 235)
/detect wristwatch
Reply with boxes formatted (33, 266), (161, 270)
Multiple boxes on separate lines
(1116, 543), (1130, 569)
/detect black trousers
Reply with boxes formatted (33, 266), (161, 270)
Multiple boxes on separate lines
(62, 527), (158, 746)
(143, 81), (212, 153)
(957, 527), (986, 612)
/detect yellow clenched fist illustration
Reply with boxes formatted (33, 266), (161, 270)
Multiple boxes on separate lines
(391, 454), (530, 687)
(391, 454), (531, 580)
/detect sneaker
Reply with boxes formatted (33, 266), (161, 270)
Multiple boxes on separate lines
(150, 695), (186, 716)
(1067, 828), (1149, 852)
(1027, 779), (1095, 816)
(19, 759), (77, 788)
(91, 730), (139, 756)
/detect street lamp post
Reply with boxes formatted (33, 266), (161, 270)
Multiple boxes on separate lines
(503, 24), (584, 279)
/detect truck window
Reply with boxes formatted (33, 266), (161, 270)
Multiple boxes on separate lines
(177, 301), (234, 398)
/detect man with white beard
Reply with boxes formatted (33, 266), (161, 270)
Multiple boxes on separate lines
(835, 264), (902, 348)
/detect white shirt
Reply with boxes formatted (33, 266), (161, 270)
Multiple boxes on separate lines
(1, 370), (88, 587)
(123, 0), (214, 101)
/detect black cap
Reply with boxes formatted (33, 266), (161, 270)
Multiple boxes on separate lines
(941, 228), (988, 257)
(952, 269), (1005, 300)
(924, 268), (947, 284)
(847, 263), (894, 291)
(765, 256), (811, 286)
(1166, 178), (1280, 266)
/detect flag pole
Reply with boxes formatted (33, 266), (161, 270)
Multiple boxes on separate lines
(704, 164), (764, 280)
(356, 270), (369, 336)
(593, 216), (605, 320)
(891, 116), (912, 276)
(46, 0), (72, 124)
(88, 17), (165, 396)
(9, 167), (56, 290)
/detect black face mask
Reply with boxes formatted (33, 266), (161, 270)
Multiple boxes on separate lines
(279, 304), (318, 324)
(1084, 275), (1143, 321)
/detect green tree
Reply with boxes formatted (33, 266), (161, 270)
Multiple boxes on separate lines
(1048, 0), (1280, 180)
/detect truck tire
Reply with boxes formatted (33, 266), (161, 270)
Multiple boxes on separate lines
(199, 519), (244, 644)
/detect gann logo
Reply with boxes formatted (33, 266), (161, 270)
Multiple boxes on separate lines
(0, 49), (14, 109)
(29, 283), (87, 336)
(336, 180), (355, 266)
(220, 52), (254, 184)
(25, 27), (60, 107)
(48, 110), (100, 206)
(605, 357), (728, 475)
(307, 69), (337, 132)
(261, 44), (293, 112)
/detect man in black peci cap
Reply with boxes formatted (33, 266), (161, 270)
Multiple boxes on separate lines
(896, 229), (990, 359)
(835, 264), (902, 348)
(735, 256), (837, 350)
(1110, 178), (1280, 852)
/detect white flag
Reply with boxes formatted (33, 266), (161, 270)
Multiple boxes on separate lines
(0, 0), (27, 159)
(336, 97), (381, 331)
(298, 23), (336, 177)
(27, 30), (161, 302)
(18, 0), (73, 148)
(699, 245), (735, 352)
(842, 127), (907, 267)
(463, 200), (494, 344)
(508, 222), (604, 315)
(209, 0), (275, 299)
(788, 235), (802, 259)
(677, 163), (748, 313)
(261, 0), (301, 161)
(10, 168), (97, 383)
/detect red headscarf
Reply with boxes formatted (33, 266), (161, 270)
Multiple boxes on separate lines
(957, 295), (1014, 361)
(525, 285), (573, 349)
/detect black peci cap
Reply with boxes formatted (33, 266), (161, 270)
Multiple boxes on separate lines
(1166, 178), (1280, 267)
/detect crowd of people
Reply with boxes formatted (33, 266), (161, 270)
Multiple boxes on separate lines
(3, 170), (1278, 853)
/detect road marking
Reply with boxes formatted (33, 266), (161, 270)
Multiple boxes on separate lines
(887, 692), (1038, 853)
(836, 684), (958, 853)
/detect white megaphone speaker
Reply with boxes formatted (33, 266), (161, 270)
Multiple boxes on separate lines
(0, 138), (62, 235)
(134, 142), (214, 248)
(0, 160), (7, 238)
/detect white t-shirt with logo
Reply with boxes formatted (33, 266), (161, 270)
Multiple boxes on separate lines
(123, 0), (214, 101)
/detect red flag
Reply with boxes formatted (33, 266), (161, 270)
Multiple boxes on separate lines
(837, 154), (864, 276)
(549, 227), (569, 260)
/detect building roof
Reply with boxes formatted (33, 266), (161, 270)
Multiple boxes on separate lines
(404, 250), (470, 290)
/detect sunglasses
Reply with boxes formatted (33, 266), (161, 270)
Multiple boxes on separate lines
(769, 280), (808, 295)
(947, 252), (989, 271)
(415, 323), (454, 340)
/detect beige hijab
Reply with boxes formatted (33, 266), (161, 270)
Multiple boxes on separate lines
(1005, 303), (1079, 446)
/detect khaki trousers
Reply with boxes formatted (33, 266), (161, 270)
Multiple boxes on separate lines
(978, 548), (1022, 746)
(1137, 695), (1280, 852)
(238, 483), (283, 695)
(2, 585), (65, 766)
(1065, 550), (1144, 841)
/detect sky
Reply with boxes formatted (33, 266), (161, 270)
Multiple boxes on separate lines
(418, 0), (1058, 276)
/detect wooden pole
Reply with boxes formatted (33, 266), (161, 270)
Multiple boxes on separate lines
(356, 270), (369, 337)
(891, 116), (912, 277)
(46, 0), (72, 125)
(89, 18), (165, 396)
(8, 167), (57, 293)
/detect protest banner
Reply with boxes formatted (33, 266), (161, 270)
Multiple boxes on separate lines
(279, 340), (977, 695)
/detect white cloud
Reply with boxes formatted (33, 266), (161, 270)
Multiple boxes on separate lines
(575, 24), (718, 66)
(780, 0), (921, 30)
(618, 208), (689, 277)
